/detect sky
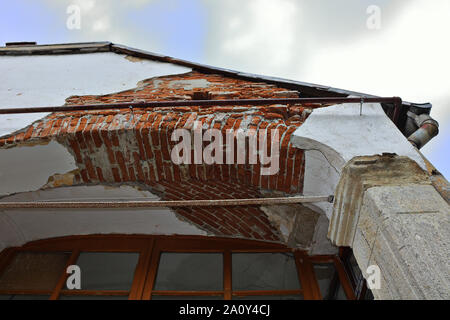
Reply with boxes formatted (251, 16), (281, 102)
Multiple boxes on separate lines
(0, 0), (448, 178)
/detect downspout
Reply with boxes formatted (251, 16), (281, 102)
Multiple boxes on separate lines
(406, 109), (439, 149)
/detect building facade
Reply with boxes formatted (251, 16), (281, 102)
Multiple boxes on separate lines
(0, 42), (448, 300)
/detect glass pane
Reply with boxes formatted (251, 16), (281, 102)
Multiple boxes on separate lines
(0, 252), (70, 291)
(232, 253), (300, 291)
(313, 263), (347, 300)
(233, 295), (303, 300)
(336, 283), (348, 300)
(364, 287), (374, 300)
(0, 295), (50, 300)
(69, 252), (139, 290)
(152, 295), (223, 300)
(154, 253), (223, 291)
(59, 295), (128, 300)
(313, 263), (335, 299)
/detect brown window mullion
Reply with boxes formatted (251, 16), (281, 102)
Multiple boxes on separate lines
(294, 251), (318, 300)
(141, 242), (162, 300)
(224, 250), (231, 300)
(129, 239), (154, 300)
(333, 256), (356, 300)
(49, 249), (80, 300)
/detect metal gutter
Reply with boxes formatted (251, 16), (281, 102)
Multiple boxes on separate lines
(406, 112), (439, 149)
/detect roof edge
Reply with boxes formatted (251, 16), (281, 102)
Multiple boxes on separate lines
(0, 41), (434, 131)
(0, 41), (111, 55)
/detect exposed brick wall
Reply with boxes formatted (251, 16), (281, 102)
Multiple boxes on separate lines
(0, 71), (322, 242)
(152, 179), (281, 241)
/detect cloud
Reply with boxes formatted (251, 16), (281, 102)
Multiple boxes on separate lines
(217, 0), (299, 71)
(299, 0), (450, 176)
(201, 0), (450, 177)
(41, 0), (160, 48)
(5, 0), (449, 177)
(202, 0), (406, 77)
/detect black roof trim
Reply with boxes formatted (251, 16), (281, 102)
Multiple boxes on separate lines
(0, 41), (111, 55)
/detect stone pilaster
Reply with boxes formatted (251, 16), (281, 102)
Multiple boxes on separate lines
(329, 154), (450, 299)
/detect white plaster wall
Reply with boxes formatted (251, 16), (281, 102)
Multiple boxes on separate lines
(303, 150), (340, 219)
(0, 185), (206, 251)
(0, 52), (191, 137)
(291, 103), (426, 171)
(0, 141), (77, 197)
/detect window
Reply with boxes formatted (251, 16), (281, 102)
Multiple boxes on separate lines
(312, 263), (347, 300)
(69, 252), (139, 291)
(339, 247), (374, 300)
(153, 253), (223, 291)
(58, 252), (139, 299)
(308, 255), (356, 300)
(0, 252), (69, 292)
(0, 235), (357, 300)
(231, 253), (302, 300)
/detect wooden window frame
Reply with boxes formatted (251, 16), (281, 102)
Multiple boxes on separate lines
(0, 235), (356, 300)
(338, 247), (372, 300)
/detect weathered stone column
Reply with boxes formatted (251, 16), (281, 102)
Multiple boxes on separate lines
(329, 154), (450, 299)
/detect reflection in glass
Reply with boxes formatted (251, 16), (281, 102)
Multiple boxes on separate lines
(0, 252), (69, 291)
(232, 253), (300, 291)
(313, 263), (347, 300)
(71, 252), (139, 290)
(154, 253), (223, 291)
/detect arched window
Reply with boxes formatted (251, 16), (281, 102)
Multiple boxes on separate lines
(0, 235), (358, 300)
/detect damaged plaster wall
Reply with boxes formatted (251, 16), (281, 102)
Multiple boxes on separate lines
(0, 185), (206, 252)
(0, 70), (305, 244)
(0, 140), (77, 197)
(0, 52), (191, 137)
(291, 102), (426, 171)
(292, 102), (427, 219)
(302, 150), (340, 219)
(309, 211), (339, 255)
(261, 203), (338, 255)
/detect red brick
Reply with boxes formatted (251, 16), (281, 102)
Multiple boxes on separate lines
(85, 157), (98, 180)
(23, 126), (35, 141)
(115, 151), (129, 181)
(96, 167), (105, 182)
(111, 167), (121, 182)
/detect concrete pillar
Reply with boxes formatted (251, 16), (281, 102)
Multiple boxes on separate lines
(328, 154), (450, 299)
